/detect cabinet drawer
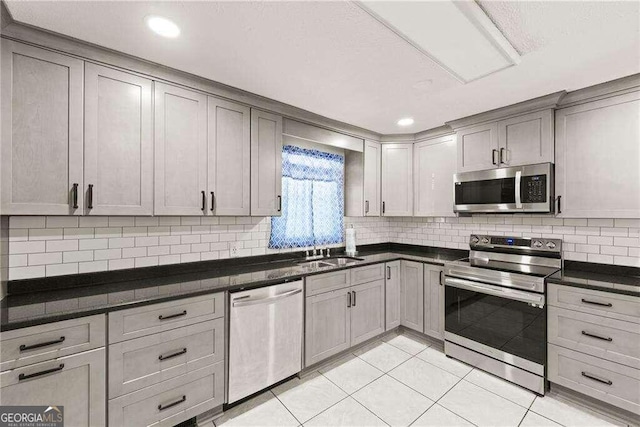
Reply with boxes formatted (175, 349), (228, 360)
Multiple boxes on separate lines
(351, 263), (385, 286)
(0, 348), (106, 427)
(306, 270), (350, 297)
(548, 344), (640, 415)
(0, 314), (105, 372)
(109, 294), (224, 343)
(548, 284), (640, 323)
(548, 306), (640, 369)
(109, 318), (224, 398)
(108, 361), (224, 427)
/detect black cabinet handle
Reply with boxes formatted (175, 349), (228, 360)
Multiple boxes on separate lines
(581, 331), (612, 342)
(382, 201), (386, 214)
(210, 192), (215, 212)
(19, 364), (64, 381)
(492, 149), (498, 165)
(387, 266), (391, 280)
(158, 310), (187, 321)
(277, 195), (282, 212)
(581, 371), (612, 386)
(365, 200), (369, 214)
(499, 148), (506, 164)
(87, 184), (94, 209)
(20, 336), (65, 352)
(347, 292), (351, 308)
(159, 348), (187, 361)
(158, 395), (186, 411)
(581, 299), (612, 308)
(439, 270), (444, 286)
(71, 183), (78, 209)
(201, 191), (206, 211)
(352, 291), (356, 307)
(557, 195), (562, 214)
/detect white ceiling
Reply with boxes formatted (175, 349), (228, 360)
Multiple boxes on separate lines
(5, 1), (640, 135)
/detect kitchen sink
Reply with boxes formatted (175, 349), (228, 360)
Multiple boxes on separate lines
(297, 256), (364, 269)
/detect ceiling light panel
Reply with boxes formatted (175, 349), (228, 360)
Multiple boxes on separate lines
(357, 1), (520, 82)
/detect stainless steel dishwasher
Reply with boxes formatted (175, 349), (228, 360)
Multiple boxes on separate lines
(228, 280), (303, 404)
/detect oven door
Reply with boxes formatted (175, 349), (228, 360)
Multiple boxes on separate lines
(453, 163), (553, 213)
(444, 277), (546, 368)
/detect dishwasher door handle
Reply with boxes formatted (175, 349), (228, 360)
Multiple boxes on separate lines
(232, 288), (302, 307)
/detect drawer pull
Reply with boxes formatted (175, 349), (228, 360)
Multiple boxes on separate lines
(581, 330), (613, 342)
(581, 298), (612, 308)
(158, 395), (186, 411)
(581, 371), (613, 386)
(159, 348), (187, 361)
(18, 364), (64, 381)
(158, 310), (187, 321)
(20, 336), (65, 352)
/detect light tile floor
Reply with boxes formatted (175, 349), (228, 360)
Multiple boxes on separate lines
(211, 332), (631, 427)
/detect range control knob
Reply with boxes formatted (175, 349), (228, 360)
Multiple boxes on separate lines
(546, 241), (557, 249)
(533, 240), (543, 248)
(470, 235), (479, 244)
(481, 237), (490, 244)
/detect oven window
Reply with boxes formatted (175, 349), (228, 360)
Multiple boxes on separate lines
(445, 286), (545, 366)
(455, 178), (516, 205)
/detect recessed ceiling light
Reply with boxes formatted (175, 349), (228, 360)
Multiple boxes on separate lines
(397, 117), (414, 126)
(145, 15), (180, 38)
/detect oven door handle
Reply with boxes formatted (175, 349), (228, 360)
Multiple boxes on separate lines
(515, 170), (522, 209)
(444, 277), (544, 306)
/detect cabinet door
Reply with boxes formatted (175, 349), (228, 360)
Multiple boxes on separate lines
(400, 260), (424, 333)
(555, 91), (640, 218)
(305, 289), (351, 367)
(423, 264), (444, 340)
(0, 348), (105, 427)
(1, 40), (83, 215)
(350, 279), (385, 346)
(381, 144), (413, 216)
(364, 140), (381, 216)
(84, 64), (153, 216)
(208, 97), (250, 216)
(456, 122), (498, 173)
(497, 110), (553, 167)
(385, 261), (401, 331)
(250, 109), (282, 216)
(414, 134), (457, 217)
(154, 83), (208, 216)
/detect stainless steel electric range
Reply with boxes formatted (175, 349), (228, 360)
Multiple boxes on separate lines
(443, 234), (562, 395)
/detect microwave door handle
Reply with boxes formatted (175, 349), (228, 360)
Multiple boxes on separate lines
(515, 170), (522, 209)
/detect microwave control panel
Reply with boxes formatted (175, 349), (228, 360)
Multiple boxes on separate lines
(521, 175), (547, 203)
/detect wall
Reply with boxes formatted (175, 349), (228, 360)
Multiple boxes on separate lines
(389, 216), (640, 267)
(7, 216), (389, 280)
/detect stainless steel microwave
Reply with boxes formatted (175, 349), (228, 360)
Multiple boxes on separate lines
(453, 163), (554, 214)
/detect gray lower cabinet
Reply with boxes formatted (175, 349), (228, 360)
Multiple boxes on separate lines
(385, 261), (401, 331)
(350, 279), (385, 346)
(400, 260), (424, 333)
(0, 347), (106, 426)
(423, 264), (444, 340)
(305, 288), (351, 367)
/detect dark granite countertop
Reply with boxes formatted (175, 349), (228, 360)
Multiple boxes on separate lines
(547, 261), (640, 297)
(1, 243), (466, 331)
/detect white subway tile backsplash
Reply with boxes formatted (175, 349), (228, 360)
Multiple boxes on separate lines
(79, 239), (108, 250)
(9, 254), (27, 268)
(28, 252), (62, 266)
(614, 236), (640, 247)
(64, 228), (94, 240)
(10, 216), (46, 229)
(108, 238), (135, 249)
(79, 217), (109, 228)
(147, 245), (171, 256)
(94, 248), (121, 261)
(108, 217), (135, 227)
(122, 247), (146, 258)
(46, 216), (79, 228)
(63, 250), (94, 263)
(588, 219), (614, 227)
(46, 263), (78, 277)
(11, 265), (45, 280)
(10, 241), (46, 254)
(78, 260), (108, 273)
(29, 228), (63, 241)
(109, 258), (134, 270)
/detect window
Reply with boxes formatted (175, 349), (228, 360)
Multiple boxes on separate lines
(269, 145), (344, 249)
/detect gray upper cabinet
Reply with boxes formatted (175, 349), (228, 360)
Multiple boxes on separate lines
(555, 91), (640, 218)
(414, 134), (457, 217)
(400, 260), (424, 333)
(456, 122), (498, 173)
(456, 109), (554, 173)
(423, 264), (444, 340)
(381, 143), (413, 216)
(497, 110), (553, 167)
(385, 261), (401, 331)
(250, 109), (282, 216)
(208, 97), (251, 216)
(305, 288), (351, 367)
(154, 83), (208, 216)
(1, 40), (84, 215)
(364, 140), (381, 216)
(84, 64), (153, 216)
(350, 279), (385, 346)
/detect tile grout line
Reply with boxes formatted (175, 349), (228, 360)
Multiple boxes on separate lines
(269, 389), (308, 426)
